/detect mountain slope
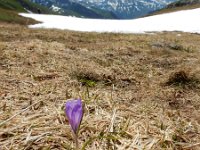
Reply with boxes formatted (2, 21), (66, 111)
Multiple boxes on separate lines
(30, 0), (118, 19)
(71, 0), (177, 19)
(30, 0), (178, 19)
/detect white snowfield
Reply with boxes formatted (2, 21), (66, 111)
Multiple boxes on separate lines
(20, 8), (200, 34)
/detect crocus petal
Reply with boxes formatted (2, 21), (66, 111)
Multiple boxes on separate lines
(71, 103), (83, 133)
(65, 99), (83, 134)
(65, 101), (74, 120)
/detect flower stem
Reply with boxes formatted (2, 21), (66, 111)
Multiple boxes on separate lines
(75, 135), (79, 150)
(72, 132), (79, 150)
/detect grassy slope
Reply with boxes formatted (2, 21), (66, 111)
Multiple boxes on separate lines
(0, 0), (25, 11)
(0, 24), (200, 149)
(0, 8), (37, 24)
(0, 0), (52, 13)
(0, 0), (26, 24)
(0, 0), (53, 24)
(149, 2), (200, 16)
(167, 0), (200, 8)
(17, 0), (55, 14)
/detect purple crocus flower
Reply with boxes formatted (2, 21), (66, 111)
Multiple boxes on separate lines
(65, 98), (83, 135)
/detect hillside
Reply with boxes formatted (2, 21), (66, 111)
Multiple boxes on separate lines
(167, 0), (200, 8)
(0, 23), (200, 150)
(150, 0), (200, 15)
(0, 0), (54, 24)
(0, 0), (53, 13)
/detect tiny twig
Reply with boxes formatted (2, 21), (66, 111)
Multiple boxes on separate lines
(109, 108), (117, 133)
(0, 100), (43, 126)
(183, 143), (200, 149)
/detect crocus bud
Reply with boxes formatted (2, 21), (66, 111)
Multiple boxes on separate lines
(65, 98), (83, 135)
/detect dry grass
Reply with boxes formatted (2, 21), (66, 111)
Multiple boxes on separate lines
(0, 23), (200, 150)
(148, 4), (200, 16)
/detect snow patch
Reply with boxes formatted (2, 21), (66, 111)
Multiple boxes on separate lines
(50, 5), (61, 12)
(20, 8), (200, 34)
(24, 8), (33, 14)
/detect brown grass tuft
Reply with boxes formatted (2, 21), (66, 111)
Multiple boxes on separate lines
(166, 70), (200, 89)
